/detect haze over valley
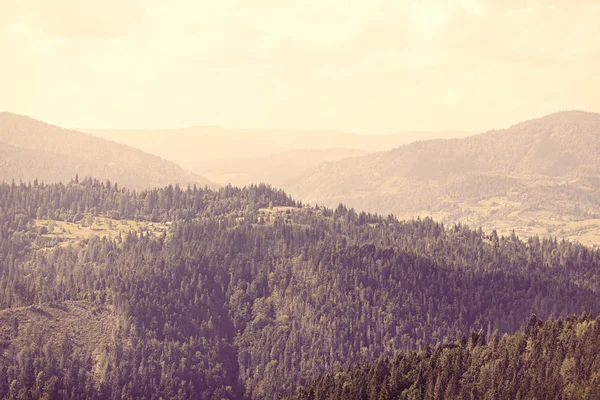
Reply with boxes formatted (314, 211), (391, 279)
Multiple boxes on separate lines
(10, 109), (600, 247)
(82, 127), (472, 188)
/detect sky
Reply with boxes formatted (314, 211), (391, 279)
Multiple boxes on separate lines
(1, 0), (599, 134)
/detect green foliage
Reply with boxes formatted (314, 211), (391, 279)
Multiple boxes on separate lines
(1, 178), (600, 398)
(285, 316), (600, 400)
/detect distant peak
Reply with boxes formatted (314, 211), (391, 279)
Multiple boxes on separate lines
(0, 111), (20, 118)
(0, 111), (47, 123)
(505, 110), (600, 131)
(541, 109), (598, 118)
(534, 110), (600, 122)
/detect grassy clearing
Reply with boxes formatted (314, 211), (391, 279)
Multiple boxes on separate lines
(35, 218), (170, 248)
(258, 206), (299, 214)
(397, 195), (600, 248)
(255, 206), (318, 228)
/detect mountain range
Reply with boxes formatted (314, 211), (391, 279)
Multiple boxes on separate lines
(82, 126), (472, 187)
(286, 110), (600, 246)
(185, 148), (369, 188)
(4, 110), (600, 246)
(2, 110), (600, 398)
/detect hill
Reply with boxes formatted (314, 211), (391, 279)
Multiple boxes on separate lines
(0, 112), (217, 190)
(1, 179), (600, 398)
(287, 110), (600, 246)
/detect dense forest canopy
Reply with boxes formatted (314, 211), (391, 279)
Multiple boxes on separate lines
(286, 315), (600, 400)
(0, 177), (599, 399)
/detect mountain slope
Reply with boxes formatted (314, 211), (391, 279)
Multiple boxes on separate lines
(2, 179), (600, 398)
(0, 112), (217, 190)
(0, 301), (118, 384)
(286, 315), (600, 399)
(288, 110), (600, 245)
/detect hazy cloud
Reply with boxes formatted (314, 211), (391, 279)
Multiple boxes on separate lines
(1, 0), (599, 133)
(0, 0), (143, 38)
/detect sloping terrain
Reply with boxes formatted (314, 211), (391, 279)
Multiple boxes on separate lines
(286, 316), (600, 399)
(1, 180), (600, 398)
(0, 112), (217, 190)
(287, 111), (600, 245)
(0, 301), (118, 394)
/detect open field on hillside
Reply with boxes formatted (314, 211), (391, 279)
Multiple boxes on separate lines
(399, 194), (600, 248)
(35, 218), (171, 247)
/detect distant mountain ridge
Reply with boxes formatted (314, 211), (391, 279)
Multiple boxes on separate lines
(0, 112), (217, 190)
(287, 110), (600, 246)
(186, 147), (369, 188)
(83, 125), (472, 187)
(82, 126), (473, 162)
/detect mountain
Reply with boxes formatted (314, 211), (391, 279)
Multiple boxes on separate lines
(83, 126), (472, 187)
(1, 179), (600, 398)
(185, 148), (369, 187)
(82, 126), (473, 163)
(0, 112), (217, 190)
(287, 110), (600, 246)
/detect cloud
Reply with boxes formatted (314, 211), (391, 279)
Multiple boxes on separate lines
(1, 0), (143, 39)
(1, 0), (599, 132)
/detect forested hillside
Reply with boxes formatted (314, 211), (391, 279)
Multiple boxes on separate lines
(288, 111), (600, 246)
(0, 112), (216, 190)
(1, 178), (600, 398)
(286, 315), (600, 399)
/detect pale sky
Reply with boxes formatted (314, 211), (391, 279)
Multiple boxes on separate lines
(1, 0), (599, 134)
